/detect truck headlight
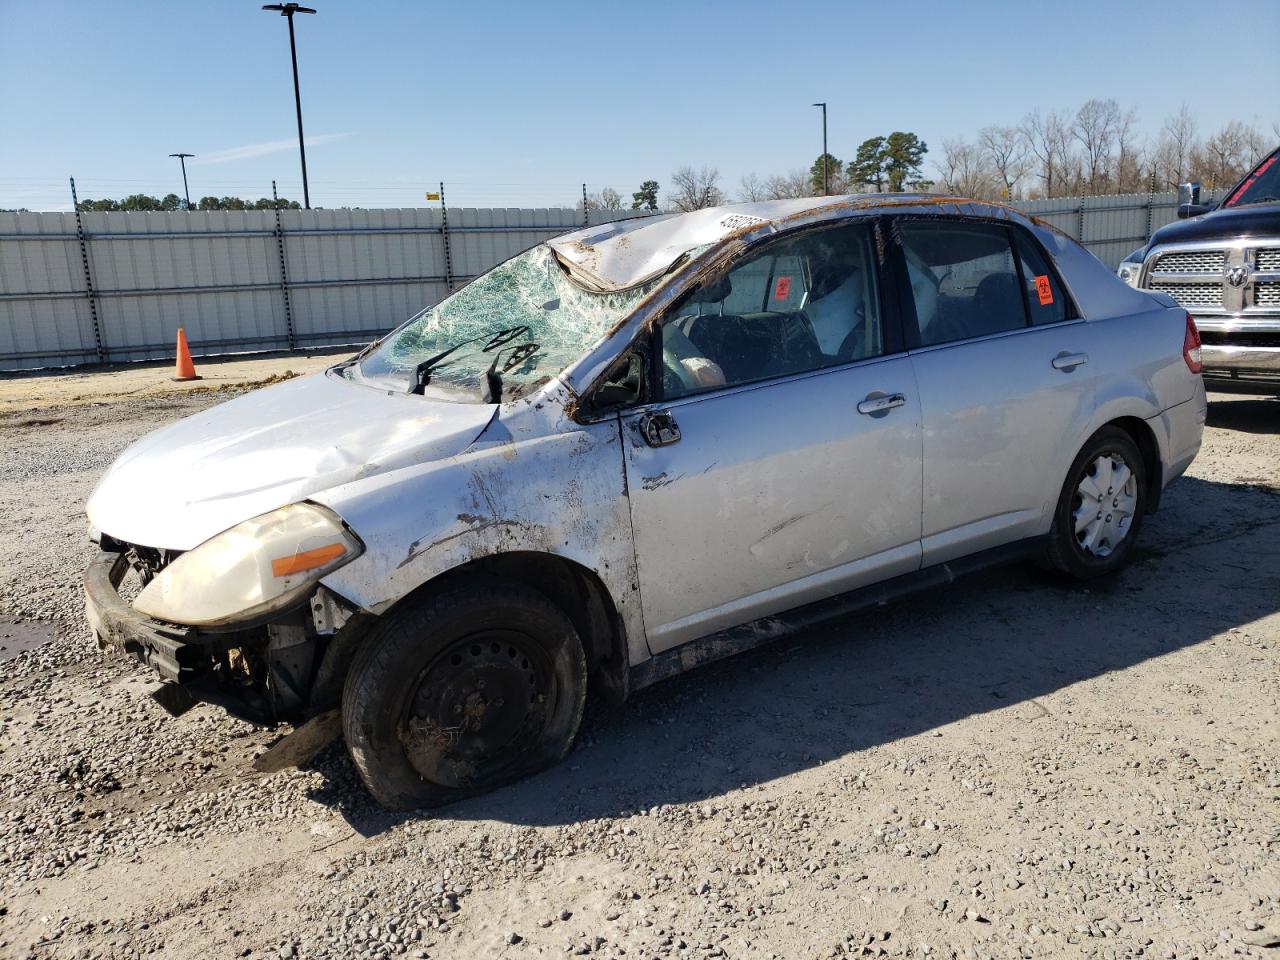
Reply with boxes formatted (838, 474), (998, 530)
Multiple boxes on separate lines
(133, 503), (362, 628)
(1117, 261), (1143, 288)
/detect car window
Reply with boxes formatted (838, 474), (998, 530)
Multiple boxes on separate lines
(660, 222), (882, 399)
(897, 221), (1028, 347)
(1011, 229), (1069, 326)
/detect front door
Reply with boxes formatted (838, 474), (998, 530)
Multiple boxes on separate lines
(620, 220), (924, 653)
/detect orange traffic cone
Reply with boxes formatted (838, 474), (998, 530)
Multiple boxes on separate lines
(173, 328), (201, 382)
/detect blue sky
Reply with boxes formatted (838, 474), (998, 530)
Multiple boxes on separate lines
(2, 0), (1277, 210)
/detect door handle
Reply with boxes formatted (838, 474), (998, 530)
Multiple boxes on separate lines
(638, 410), (681, 447)
(857, 392), (907, 416)
(1051, 351), (1089, 371)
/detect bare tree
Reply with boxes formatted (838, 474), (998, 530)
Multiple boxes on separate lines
(1243, 123), (1270, 167)
(1114, 106), (1145, 193)
(763, 169), (812, 199)
(939, 138), (996, 198)
(1021, 109), (1072, 199)
(1154, 105), (1199, 189)
(978, 125), (1028, 199)
(738, 172), (767, 202)
(1072, 98), (1122, 192)
(578, 187), (623, 212)
(1199, 121), (1255, 192)
(669, 166), (725, 212)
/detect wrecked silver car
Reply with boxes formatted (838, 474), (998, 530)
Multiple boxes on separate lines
(85, 196), (1207, 809)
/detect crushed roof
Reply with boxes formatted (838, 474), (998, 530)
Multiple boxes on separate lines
(548, 194), (996, 291)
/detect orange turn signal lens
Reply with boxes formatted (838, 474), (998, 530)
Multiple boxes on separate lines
(270, 543), (347, 578)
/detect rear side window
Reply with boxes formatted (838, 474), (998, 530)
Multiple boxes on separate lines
(1012, 229), (1070, 326)
(896, 221), (1026, 347)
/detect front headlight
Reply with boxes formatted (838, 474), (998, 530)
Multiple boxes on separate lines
(133, 503), (362, 628)
(1117, 260), (1143, 288)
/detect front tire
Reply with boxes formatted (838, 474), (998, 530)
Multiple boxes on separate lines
(342, 574), (587, 810)
(1045, 426), (1147, 580)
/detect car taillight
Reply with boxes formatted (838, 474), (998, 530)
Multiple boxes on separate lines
(1183, 313), (1203, 374)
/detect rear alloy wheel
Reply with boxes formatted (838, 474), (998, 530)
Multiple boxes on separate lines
(1046, 426), (1147, 580)
(342, 575), (586, 810)
(1071, 453), (1139, 558)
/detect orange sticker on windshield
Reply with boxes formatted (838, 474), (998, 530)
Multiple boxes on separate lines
(1035, 275), (1054, 306)
(774, 276), (792, 300)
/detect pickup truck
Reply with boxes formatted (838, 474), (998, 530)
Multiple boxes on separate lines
(1118, 146), (1280, 386)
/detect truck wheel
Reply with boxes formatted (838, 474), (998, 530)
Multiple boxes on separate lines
(1045, 426), (1147, 580)
(342, 574), (586, 810)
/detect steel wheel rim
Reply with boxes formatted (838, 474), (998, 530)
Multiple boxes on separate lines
(400, 629), (556, 789)
(1071, 452), (1138, 558)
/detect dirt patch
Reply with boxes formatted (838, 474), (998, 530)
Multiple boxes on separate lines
(0, 389), (1277, 959)
(0, 347), (353, 414)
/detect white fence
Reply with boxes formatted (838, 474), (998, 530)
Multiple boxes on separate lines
(0, 207), (655, 371)
(1016, 191), (1185, 273)
(0, 193), (1187, 372)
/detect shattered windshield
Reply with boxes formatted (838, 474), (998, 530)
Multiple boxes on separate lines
(357, 245), (657, 401)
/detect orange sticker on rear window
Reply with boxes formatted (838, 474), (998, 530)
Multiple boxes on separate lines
(774, 276), (792, 300)
(1035, 275), (1054, 306)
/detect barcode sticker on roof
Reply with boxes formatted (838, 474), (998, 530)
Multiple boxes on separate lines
(719, 214), (766, 230)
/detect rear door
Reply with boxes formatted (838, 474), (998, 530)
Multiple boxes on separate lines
(620, 220), (924, 653)
(889, 218), (1099, 565)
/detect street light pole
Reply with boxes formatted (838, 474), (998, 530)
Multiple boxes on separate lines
(262, 3), (317, 209)
(812, 102), (829, 195)
(169, 153), (194, 209)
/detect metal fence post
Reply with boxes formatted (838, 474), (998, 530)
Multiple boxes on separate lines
(271, 180), (297, 351)
(440, 182), (455, 293)
(582, 183), (589, 227)
(69, 177), (107, 364)
(1076, 196), (1086, 243)
(1145, 171), (1156, 238)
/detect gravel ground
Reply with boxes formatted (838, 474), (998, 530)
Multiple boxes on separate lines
(0, 387), (1277, 960)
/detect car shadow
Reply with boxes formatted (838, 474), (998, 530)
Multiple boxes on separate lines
(1205, 392), (1280, 435)
(304, 473), (1280, 835)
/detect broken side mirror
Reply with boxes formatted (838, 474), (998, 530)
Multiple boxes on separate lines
(592, 351), (645, 408)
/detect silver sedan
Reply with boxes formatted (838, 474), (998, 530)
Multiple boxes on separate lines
(84, 196), (1207, 809)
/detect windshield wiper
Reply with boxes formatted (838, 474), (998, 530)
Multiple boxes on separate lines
(481, 342), (541, 404)
(408, 325), (530, 395)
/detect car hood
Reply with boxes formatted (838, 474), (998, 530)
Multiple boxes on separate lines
(86, 370), (497, 551)
(1149, 203), (1280, 247)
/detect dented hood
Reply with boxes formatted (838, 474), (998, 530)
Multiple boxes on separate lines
(86, 371), (495, 551)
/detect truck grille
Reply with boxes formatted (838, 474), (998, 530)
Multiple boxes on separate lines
(1149, 281), (1222, 307)
(1150, 250), (1225, 275)
(1143, 242), (1280, 314)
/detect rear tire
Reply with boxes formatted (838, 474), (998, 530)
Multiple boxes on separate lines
(1045, 426), (1147, 580)
(342, 574), (587, 810)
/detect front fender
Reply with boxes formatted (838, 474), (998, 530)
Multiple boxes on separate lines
(312, 393), (648, 667)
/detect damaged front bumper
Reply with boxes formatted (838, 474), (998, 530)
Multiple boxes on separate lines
(85, 550), (197, 681)
(84, 547), (367, 726)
